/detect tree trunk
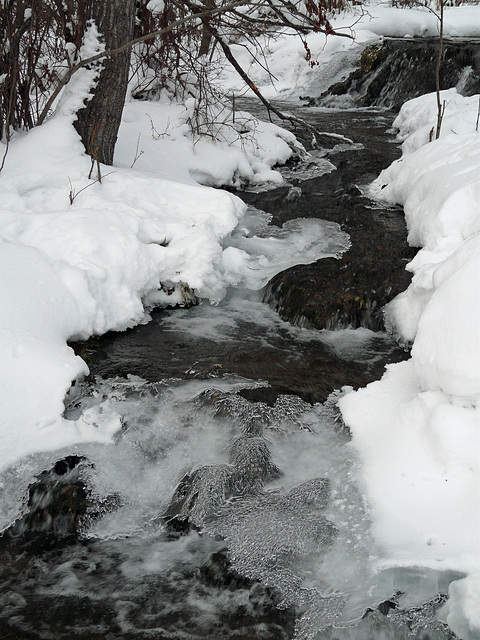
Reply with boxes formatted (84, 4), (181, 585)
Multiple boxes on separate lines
(198, 0), (215, 57)
(74, 0), (136, 166)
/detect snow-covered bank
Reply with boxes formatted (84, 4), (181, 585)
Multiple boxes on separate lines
(117, 100), (301, 187)
(220, 4), (480, 99)
(339, 90), (480, 639)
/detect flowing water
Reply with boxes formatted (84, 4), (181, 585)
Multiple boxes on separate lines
(0, 106), (462, 640)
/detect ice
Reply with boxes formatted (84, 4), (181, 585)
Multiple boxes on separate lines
(389, 594), (453, 638)
(226, 212), (350, 290)
(200, 387), (313, 435)
(229, 435), (282, 480)
(205, 486), (341, 636)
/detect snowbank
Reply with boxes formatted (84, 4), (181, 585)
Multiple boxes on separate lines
(339, 90), (480, 638)
(369, 89), (480, 344)
(441, 573), (480, 640)
(357, 4), (480, 39)
(0, 242), (121, 470)
(0, 116), (240, 471)
(117, 100), (301, 188)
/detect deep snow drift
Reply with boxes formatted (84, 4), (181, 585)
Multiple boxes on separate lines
(339, 89), (480, 640)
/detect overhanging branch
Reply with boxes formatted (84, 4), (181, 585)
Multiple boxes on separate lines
(36, 0), (253, 126)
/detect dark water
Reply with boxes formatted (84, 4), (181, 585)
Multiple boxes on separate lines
(0, 106), (459, 640)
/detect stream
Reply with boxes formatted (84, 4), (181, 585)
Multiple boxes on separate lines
(0, 105), (461, 640)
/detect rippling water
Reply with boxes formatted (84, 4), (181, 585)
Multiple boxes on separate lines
(0, 375), (459, 639)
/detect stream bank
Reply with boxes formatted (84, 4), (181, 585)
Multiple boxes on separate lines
(73, 107), (413, 404)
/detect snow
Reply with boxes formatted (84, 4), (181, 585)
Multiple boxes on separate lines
(355, 5), (480, 39)
(441, 573), (480, 640)
(0, 107), (249, 471)
(146, 0), (165, 12)
(0, 242), (121, 468)
(339, 89), (480, 638)
(56, 20), (105, 118)
(340, 360), (480, 569)
(369, 89), (480, 346)
(116, 99), (301, 187)
(412, 236), (480, 400)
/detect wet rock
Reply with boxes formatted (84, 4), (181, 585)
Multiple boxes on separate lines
(2, 456), (121, 545)
(163, 431), (284, 534)
(162, 464), (255, 534)
(314, 37), (480, 109)
(238, 386), (281, 406)
(6, 456), (90, 539)
(229, 435), (283, 482)
(286, 186), (302, 201)
(264, 246), (413, 331)
(200, 549), (255, 590)
(378, 598), (398, 615)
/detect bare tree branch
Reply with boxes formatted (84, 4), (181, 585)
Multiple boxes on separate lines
(180, 3), (353, 144)
(36, 0), (253, 126)
(435, 0), (444, 139)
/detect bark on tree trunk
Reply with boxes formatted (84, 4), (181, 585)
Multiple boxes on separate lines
(74, 0), (136, 166)
(198, 0), (215, 57)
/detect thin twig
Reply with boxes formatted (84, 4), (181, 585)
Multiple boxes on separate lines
(131, 133), (144, 168)
(0, 138), (9, 173)
(435, 0), (445, 139)
(68, 171), (116, 204)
